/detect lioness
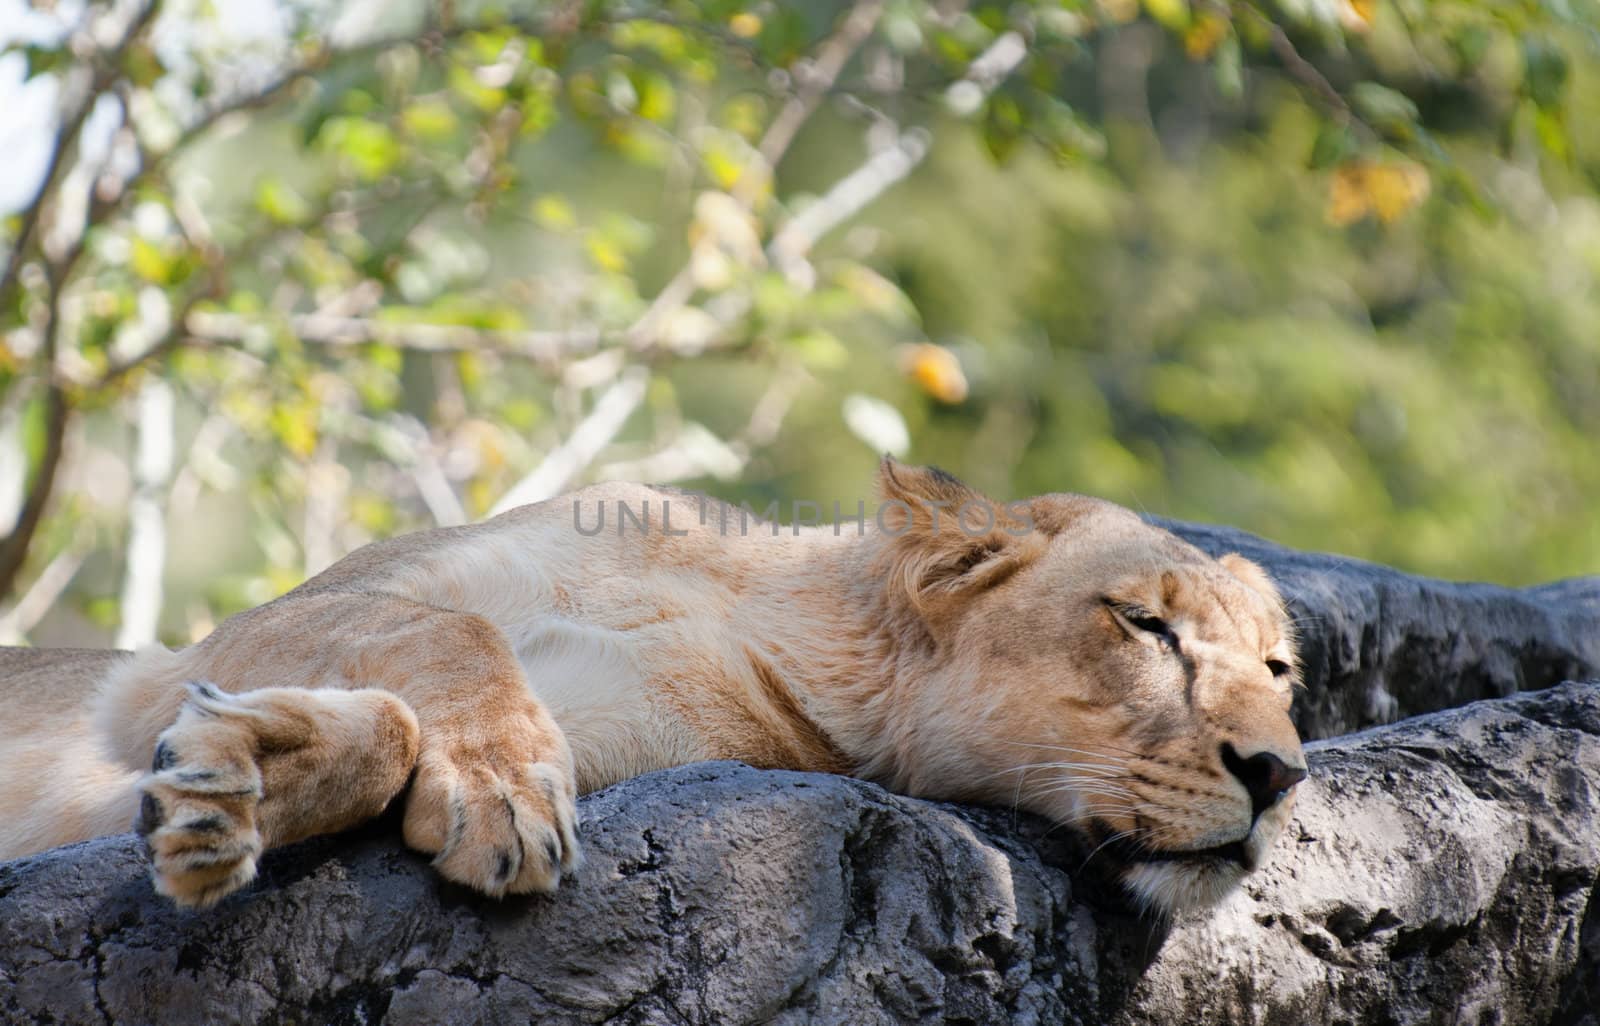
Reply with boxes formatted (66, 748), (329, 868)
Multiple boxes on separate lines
(0, 461), (1304, 915)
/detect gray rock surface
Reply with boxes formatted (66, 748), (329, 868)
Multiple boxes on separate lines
(3, 682), (1598, 1025)
(1156, 517), (1600, 738)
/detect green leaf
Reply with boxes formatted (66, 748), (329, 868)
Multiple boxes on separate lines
(1534, 107), (1570, 162)
(632, 68), (677, 124)
(130, 238), (174, 284)
(117, 41), (165, 88)
(1037, 99), (1107, 161)
(755, 8), (809, 66)
(1351, 82), (1420, 136)
(1522, 37), (1569, 109)
(447, 64), (507, 114)
(298, 62), (385, 147)
(531, 194), (577, 231)
(1213, 33), (1243, 101)
(1143, 0), (1190, 32)
(255, 178), (312, 225)
(789, 330), (850, 370)
(518, 84), (558, 138)
(1309, 120), (1357, 169)
(1451, 25), (1492, 71)
(401, 97), (458, 140)
(19, 44), (67, 80)
(316, 117), (403, 181)
(982, 94), (1025, 162)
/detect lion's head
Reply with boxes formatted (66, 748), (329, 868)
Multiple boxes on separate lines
(869, 461), (1306, 915)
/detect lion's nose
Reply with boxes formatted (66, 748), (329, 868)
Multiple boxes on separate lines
(1221, 743), (1307, 822)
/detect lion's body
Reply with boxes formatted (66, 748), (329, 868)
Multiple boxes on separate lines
(0, 465), (1306, 914)
(0, 647), (137, 856)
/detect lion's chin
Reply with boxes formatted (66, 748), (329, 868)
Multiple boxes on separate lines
(1118, 857), (1249, 916)
(1114, 810), (1290, 916)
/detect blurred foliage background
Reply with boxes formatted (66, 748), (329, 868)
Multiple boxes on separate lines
(0, 0), (1596, 650)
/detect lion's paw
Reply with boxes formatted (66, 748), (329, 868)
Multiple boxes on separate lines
(135, 682), (421, 908)
(402, 743), (581, 897)
(135, 683), (266, 909)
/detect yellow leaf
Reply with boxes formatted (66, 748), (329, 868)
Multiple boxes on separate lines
(1143, 0), (1190, 31)
(585, 235), (628, 272)
(1368, 162), (1430, 223)
(1327, 165), (1370, 226)
(729, 13), (762, 39)
(720, 96), (766, 141)
(467, 478), (493, 518)
(270, 402), (318, 458)
(1184, 13), (1229, 59)
(532, 194), (577, 231)
(401, 98), (458, 140)
(1098, 0), (1140, 25)
(130, 237), (173, 284)
(900, 343), (970, 404)
(350, 493), (395, 534)
(266, 567), (303, 600)
(256, 178), (312, 225)
(1338, 0), (1376, 32)
(704, 147), (744, 190)
(1327, 160), (1430, 226)
(463, 419), (506, 472)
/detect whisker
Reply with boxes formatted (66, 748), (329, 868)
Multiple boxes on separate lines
(1024, 781), (1139, 797)
(1076, 826), (1154, 873)
(1009, 737), (1173, 763)
(1025, 782), (1141, 801)
(970, 759), (1127, 783)
(1026, 787), (1145, 807)
(1003, 740), (1136, 762)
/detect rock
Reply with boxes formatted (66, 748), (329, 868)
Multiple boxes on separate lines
(1107, 680), (1600, 1026)
(2, 682), (1598, 1025)
(1155, 517), (1600, 738)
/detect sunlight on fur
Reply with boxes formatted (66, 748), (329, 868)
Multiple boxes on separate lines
(0, 460), (1306, 915)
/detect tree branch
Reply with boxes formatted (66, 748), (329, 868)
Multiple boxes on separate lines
(769, 30), (1028, 278)
(0, 299), (71, 602)
(0, 529), (91, 644)
(628, 0), (891, 351)
(501, 24), (1031, 509)
(1251, 10), (1369, 136)
(745, 0), (888, 195)
(595, 358), (813, 485)
(488, 367), (650, 514)
(768, 128), (931, 277)
(114, 376), (175, 649)
(1266, 25), (1348, 118)
(0, 0), (163, 312)
(180, 310), (616, 366)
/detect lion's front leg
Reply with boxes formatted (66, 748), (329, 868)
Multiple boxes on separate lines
(361, 610), (581, 896)
(400, 699), (581, 896)
(137, 682), (420, 908)
(117, 594), (581, 905)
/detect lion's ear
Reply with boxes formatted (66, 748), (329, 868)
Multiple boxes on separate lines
(875, 458), (1039, 613)
(1219, 553), (1284, 608)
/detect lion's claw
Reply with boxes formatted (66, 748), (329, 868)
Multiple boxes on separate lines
(403, 750), (581, 896)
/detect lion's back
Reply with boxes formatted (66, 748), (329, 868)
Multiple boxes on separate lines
(0, 646), (129, 724)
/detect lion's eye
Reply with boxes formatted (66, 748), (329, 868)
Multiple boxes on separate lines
(1108, 601), (1178, 648)
(1126, 611), (1169, 636)
(1266, 659), (1292, 678)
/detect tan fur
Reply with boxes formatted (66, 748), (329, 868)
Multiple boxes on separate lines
(0, 461), (1305, 914)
